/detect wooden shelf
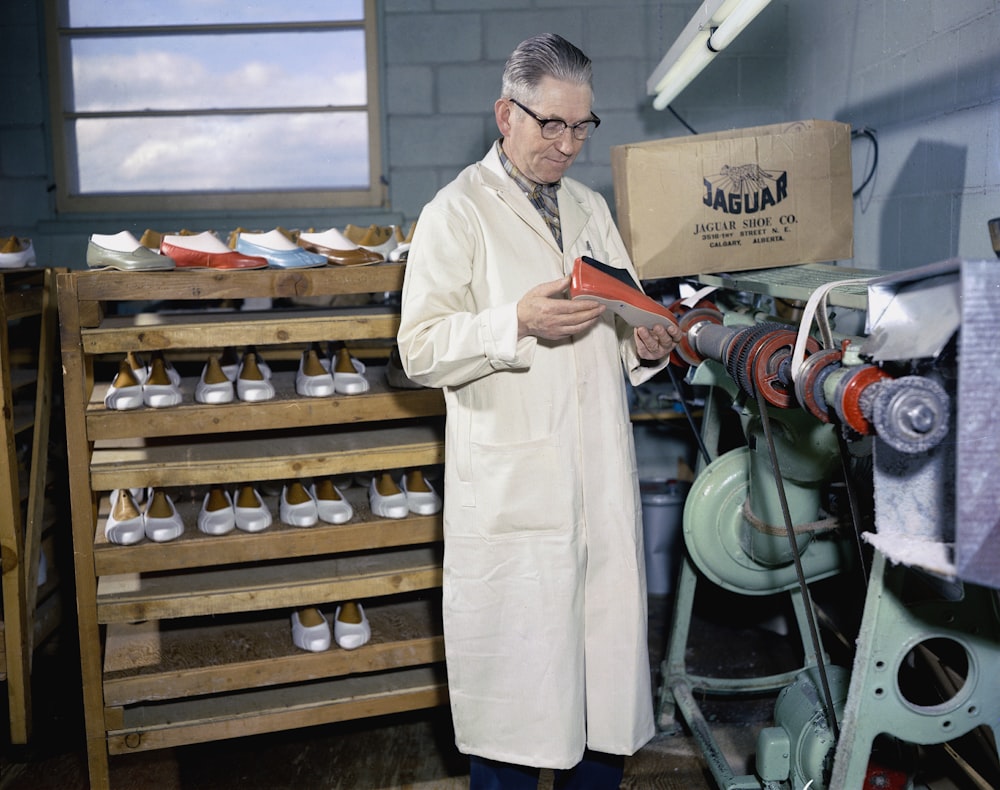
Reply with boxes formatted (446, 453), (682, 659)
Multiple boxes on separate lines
(107, 665), (448, 754)
(86, 365), (444, 440)
(96, 545), (443, 623)
(57, 266), (447, 788)
(102, 597), (443, 705)
(94, 486), (443, 575)
(90, 422), (444, 489)
(81, 306), (401, 355)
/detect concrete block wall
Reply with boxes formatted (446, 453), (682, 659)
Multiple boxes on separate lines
(0, 1), (51, 239)
(786, 0), (1000, 269)
(0, 0), (791, 267)
(382, 0), (791, 222)
(9, 0), (997, 272)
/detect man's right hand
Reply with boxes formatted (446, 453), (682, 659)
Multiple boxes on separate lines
(517, 276), (606, 340)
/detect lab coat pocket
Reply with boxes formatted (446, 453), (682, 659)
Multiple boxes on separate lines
(466, 436), (572, 539)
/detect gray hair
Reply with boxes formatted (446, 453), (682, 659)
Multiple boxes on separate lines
(501, 34), (593, 104)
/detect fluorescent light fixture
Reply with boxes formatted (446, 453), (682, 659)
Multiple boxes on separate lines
(648, 0), (772, 110)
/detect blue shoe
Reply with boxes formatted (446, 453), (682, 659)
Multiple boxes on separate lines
(235, 230), (327, 269)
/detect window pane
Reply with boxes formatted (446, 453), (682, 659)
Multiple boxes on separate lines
(72, 112), (369, 193)
(66, 1), (364, 27)
(69, 31), (366, 112)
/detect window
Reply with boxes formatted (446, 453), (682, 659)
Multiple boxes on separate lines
(45, 0), (382, 213)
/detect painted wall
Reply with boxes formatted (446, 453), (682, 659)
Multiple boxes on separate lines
(1, 1), (997, 271)
(783, 0), (1000, 270)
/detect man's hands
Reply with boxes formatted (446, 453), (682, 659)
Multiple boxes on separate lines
(517, 276), (605, 340)
(517, 276), (684, 362)
(634, 322), (683, 361)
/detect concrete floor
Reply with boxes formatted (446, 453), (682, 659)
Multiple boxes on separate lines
(0, 594), (760, 790)
(2, 582), (991, 789)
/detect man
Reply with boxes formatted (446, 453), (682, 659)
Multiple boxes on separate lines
(397, 34), (682, 789)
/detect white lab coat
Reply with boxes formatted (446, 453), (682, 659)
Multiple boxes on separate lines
(397, 143), (663, 769)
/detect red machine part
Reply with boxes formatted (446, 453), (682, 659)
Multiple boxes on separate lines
(793, 347), (844, 422)
(864, 757), (910, 790)
(666, 299), (723, 368)
(749, 329), (821, 409)
(833, 364), (892, 435)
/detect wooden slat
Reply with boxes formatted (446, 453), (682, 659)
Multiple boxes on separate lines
(2, 285), (44, 320)
(8, 368), (37, 394)
(0, 268), (63, 744)
(73, 263), (406, 304)
(80, 306), (401, 355)
(108, 665), (448, 754)
(103, 597), (444, 705)
(85, 366), (444, 440)
(94, 486), (443, 575)
(57, 268), (114, 788)
(89, 422), (444, 490)
(96, 545), (443, 623)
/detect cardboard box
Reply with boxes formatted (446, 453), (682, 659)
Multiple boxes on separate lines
(611, 120), (853, 280)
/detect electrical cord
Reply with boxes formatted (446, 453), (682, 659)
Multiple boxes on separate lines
(666, 364), (713, 466)
(851, 126), (878, 197)
(755, 386), (841, 741)
(669, 105), (698, 135)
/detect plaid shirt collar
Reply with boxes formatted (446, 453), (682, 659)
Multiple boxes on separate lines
(496, 140), (562, 249)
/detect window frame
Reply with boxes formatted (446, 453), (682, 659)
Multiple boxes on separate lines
(44, 0), (383, 214)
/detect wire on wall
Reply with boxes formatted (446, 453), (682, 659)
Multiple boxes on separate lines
(851, 126), (878, 197)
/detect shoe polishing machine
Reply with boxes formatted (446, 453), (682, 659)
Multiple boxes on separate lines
(655, 259), (1000, 790)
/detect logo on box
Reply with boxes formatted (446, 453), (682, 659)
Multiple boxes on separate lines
(703, 164), (788, 214)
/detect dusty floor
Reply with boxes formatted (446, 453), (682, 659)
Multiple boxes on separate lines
(0, 593), (763, 790)
(2, 580), (993, 789)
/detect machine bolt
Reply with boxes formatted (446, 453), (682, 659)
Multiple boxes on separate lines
(903, 400), (936, 433)
(871, 376), (950, 453)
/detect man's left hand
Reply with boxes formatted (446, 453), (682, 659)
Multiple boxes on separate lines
(634, 322), (683, 361)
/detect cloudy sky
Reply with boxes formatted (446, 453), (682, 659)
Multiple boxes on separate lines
(65, 1), (369, 193)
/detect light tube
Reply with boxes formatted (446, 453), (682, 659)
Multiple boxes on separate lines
(709, 0), (772, 51)
(648, 0), (773, 110)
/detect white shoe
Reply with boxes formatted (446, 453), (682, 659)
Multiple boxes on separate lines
(298, 227), (361, 250)
(311, 479), (353, 524)
(197, 488), (236, 535)
(369, 473), (409, 519)
(105, 361), (144, 410)
(331, 348), (369, 395)
(236, 352), (275, 402)
(334, 602), (371, 650)
(144, 489), (185, 542)
(106, 489), (145, 545)
(344, 224), (398, 259)
(234, 485), (272, 532)
(388, 243), (410, 262)
(280, 482), (318, 527)
(0, 236), (36, 269)
(150, 352), (182, 387)
(126, 351), (149, 384)
(401, 470), (442, 515)
(295, 349), (335, 397)
(143, 355), (182, 408)
(291, 607), (331, 652)
(195, 356), (235, 404)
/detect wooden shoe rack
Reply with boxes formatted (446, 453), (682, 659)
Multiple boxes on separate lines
(0, 268), (63, 744)
(57, 265), (447, 790)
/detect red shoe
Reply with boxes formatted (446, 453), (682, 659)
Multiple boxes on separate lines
(570, 257), (679, 328)
(161, 232), (269, 270)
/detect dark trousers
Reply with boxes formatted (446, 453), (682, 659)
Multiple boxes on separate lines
(468, 750), (625, 790)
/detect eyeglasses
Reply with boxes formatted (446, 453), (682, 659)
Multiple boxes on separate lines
(508, 98), (601, 141)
